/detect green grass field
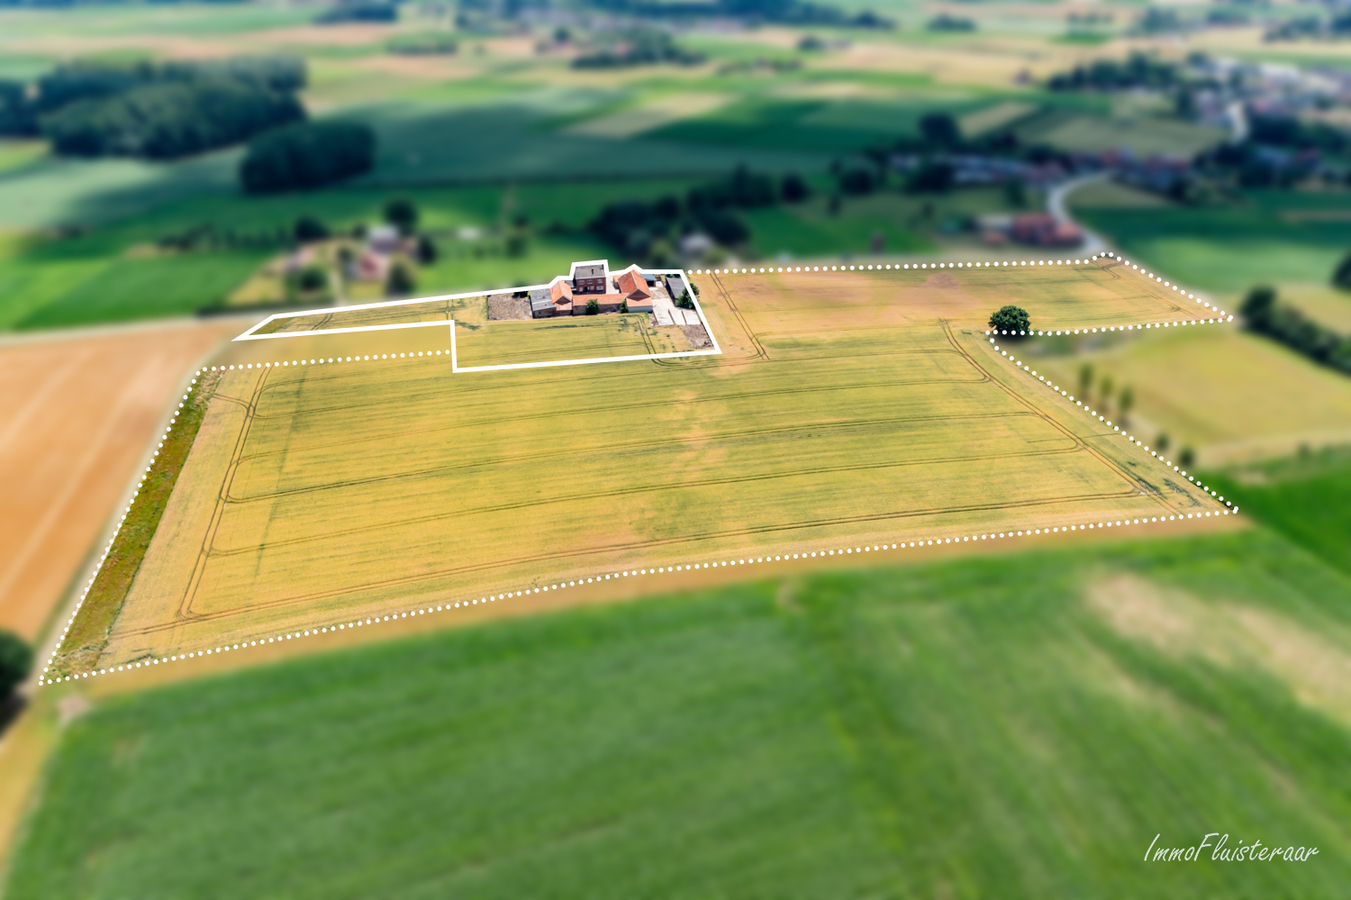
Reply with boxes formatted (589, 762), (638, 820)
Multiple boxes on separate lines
(1073, 191), (1351, 296)
(1206, 447), (1351, 578)
(9, 530), (1351, 898)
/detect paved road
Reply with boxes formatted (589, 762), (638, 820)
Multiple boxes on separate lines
(1047, 172), (1112, 255)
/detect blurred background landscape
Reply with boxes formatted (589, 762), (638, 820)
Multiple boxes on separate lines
(1, 0), (1350, 896)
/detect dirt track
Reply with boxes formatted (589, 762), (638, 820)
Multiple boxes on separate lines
(0, 320), (241, 641)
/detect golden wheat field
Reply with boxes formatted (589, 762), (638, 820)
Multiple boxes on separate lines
(55, 261), (1227, 671)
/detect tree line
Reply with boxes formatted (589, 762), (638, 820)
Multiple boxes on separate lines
(588, 166), (808, 261)
(1242, 285), (1351, 374)
(0, 56), (308, 159)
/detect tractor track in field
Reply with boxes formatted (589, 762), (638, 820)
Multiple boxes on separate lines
(134, 485), (1145, 634)
(224, 410), (1061, 502)
(943, 322), (1177, 513)
(205, 440), (1100, 558)
(173, 368), (272, 624)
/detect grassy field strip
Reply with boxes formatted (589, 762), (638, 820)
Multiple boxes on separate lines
(39, 369), (222, 683)
(986, 334), (1236, 513)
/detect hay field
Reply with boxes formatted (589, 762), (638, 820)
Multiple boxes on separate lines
(0, 320), (238, 642)
(56, 264), (1223, 671)
(454, 314), (693, 367)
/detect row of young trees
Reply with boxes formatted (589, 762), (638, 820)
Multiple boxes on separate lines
(1, 57), (309, 159)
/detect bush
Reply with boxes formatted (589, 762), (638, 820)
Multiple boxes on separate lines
(0, 630), (32, 702)
(988, 305), (1031, 335)
(41, 80), (304, 159)
(586, 298), (600, 315)
(240, 120), (376, 193)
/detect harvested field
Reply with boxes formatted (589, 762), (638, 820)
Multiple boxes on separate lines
(0, 320), (239, 642)
(49, 263), (1227, 674)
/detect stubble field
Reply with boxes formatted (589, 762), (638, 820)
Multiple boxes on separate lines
(49, 261), (1228, 674)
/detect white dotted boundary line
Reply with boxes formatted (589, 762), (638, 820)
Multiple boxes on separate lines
(985, 335), (1235, 511)
(35, 252), (1237, 688)
(694, 252), (1228, 326)
(37, 512), (1238, 688)
(38, 374), (205, 687)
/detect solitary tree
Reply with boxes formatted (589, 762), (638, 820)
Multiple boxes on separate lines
(1156, 432), (1170, 452)
(384, 197), (419, 236)
(1179, 446), (1195, 468)
(0, 630), (32, 704)
(988, 305), (1031, 335)
(586, 298), (599, 315)
(1078, 362), (1094, 398)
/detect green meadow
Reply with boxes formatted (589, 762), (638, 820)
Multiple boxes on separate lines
(7, 529), (1350, 898)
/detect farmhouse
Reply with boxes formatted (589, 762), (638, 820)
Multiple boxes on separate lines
(572, 261), (609, 294)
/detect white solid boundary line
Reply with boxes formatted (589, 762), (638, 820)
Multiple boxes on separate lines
(37, 251), (1240, 689)
(237, 319), (455, 341)
(232, 266), (724, 373)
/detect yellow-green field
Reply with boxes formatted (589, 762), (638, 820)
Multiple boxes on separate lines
(455, 313), (694, 366)
(51, 263), (1227, 673)
(1034, 325), (1351, 465)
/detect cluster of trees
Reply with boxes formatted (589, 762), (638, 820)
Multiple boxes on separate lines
(2, 57), (308, 159)
(316, 0), (401, 23)
(239, 120), (377, 193)
(1242, 285), (1351, 374)
(1, 630), (31, 715)
(589, 167), (805, 259)
(927, 14), (975, 33)
(573, 31), (705, 68)
(583, 0), (893, 29)
(1045, 52), (1179, 92)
